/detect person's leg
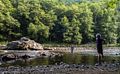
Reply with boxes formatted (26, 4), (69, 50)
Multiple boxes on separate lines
(98, 53), (103, 65)
(101, 52), (104, 58)
(101, 53), (104, 63)
(98, 54), (101, 65)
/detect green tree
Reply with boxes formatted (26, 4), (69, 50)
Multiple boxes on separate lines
(63, 18), (82, 44)
(0, 0), (119, 44)
(0, 0), (21, 41)
(12, 0), (30, 36)
(90, 1), (118, 44)
(28, 22), (49, 43)
(116, 0), (120, 43)
(27, 23), (38, 40)
(78, 3), (94, 43)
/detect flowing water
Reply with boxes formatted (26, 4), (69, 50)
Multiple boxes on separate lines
(0, 50), (120, 67)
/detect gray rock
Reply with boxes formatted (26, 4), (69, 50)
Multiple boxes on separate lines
(0, 45), (7, 50)
(1, 54), (17, 61)
(7, 37), (43, 50)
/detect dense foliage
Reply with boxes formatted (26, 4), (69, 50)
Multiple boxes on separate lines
(0, 0), (120, 44)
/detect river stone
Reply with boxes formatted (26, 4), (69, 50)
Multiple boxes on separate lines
(0, 45), (7, 50)
(7, 37), (43, 50)
(1, 53), (17, 61)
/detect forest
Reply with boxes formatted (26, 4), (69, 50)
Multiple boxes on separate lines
(0, 0), (120, 44)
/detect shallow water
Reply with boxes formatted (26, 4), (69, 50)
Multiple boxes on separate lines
(0, 51), (120, 67)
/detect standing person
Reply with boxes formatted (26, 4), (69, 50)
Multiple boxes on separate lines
(96, 33), (104, 64)
(71, 46), (74, 53)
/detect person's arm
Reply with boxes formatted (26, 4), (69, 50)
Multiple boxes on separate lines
(102, 38), (105, 44)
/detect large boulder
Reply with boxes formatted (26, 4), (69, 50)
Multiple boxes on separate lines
(7, 37), (43, 50)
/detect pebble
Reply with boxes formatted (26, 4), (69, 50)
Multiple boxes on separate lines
(0, 62), (119, 74)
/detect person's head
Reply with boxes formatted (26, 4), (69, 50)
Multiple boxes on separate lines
(96, 33), (101, 38)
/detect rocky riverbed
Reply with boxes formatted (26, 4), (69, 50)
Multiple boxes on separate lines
(0, 62), (120, 74)
(0, 51), (120, 74)
(0, 40), (120, 74)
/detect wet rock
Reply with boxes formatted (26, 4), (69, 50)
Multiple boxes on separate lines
(44, 48), (53, 50)
(7, 37), (43, 50)
(1, 54), (17, 61)
(41, 52), (46, 56)
(0, 63), (120, 74)
(20, 54), (31, 59)
(0, 45), (7, 50)
(95, 63), (99, 66)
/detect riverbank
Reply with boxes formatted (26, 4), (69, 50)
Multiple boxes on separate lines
(0, 62), (119, 74)
(1, 40), (120, 53)
(0, 46), (120, 56)
(1, 42), (120, 49)
(0, 48), (119, 74)
(47, 47), (120, 56)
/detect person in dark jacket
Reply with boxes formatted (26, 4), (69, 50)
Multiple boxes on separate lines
(96, 33), (104, 64)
